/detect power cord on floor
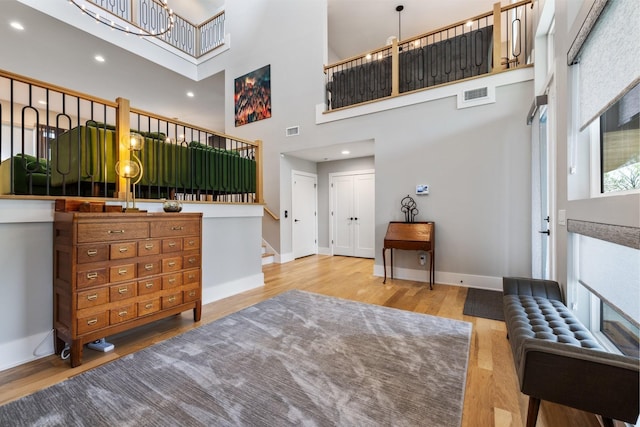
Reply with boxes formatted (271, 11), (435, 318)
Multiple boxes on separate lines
(32, 329), (55, 358)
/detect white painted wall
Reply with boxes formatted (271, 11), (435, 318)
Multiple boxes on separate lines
(204, 0), (534, 290)
(0, 200), (263, 371)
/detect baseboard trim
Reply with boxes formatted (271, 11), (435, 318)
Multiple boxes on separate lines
(372, 265), (502, 291)
(202, 273), (264, 305)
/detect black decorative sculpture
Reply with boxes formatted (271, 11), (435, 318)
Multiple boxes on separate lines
(401, 195), (418, 223)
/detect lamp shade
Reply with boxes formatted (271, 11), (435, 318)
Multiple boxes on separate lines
(129, 133), (144, 151)
(115, 160), (141, 179)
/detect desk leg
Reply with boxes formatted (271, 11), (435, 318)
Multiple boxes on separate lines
(390, 249), (394, 279)
(429, 251), (434, 290)
(382, 247), (387, 284)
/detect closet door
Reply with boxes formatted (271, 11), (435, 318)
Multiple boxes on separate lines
(330, 171), (374, 258)
(353, 173), (375, 258)
(332, 175), (355, 256)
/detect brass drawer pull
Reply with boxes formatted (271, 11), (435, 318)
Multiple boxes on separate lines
(118, 310), (128, 317)
(86, 272), (98, 280)
(144, 263), (154, 271)
(188, 291), (196, 297)
(87, 249), (98, 256)
(87, 294), (98, 301)
(188, 257), (195, 264)
(187, 240), (195, 246)
(145, 282), (154, 289)
(188, 274), (195, 280)
(168, 261), (176, 267)
(118, 247), (129, 253)
(168, 278), (176, 284)
(145, 303), (153, 309)
(171, 226), (184, 231)
(144, 243), (154, 250)
(118, 287), (128, 294)
(168, 296), (176, 303)
(108, 229), (125, 234)
(168, 242), (176, 248)
(118, 268), (128, 275)
(87, 318), (98, 326)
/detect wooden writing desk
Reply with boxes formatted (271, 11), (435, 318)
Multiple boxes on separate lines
(382, 221), (435, 289)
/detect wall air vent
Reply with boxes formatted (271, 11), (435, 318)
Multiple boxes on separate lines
(285, 126), (300, 137)
(464, 87), (488, 100)
(457, 85), (495, 109)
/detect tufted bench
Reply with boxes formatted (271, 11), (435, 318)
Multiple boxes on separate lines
(503, 277), (639, 427)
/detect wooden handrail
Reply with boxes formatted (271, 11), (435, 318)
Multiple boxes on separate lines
(264, 205), (279, 221)
(323, 0), (532, 72)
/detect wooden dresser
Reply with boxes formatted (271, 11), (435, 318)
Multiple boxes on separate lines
(53, 212), (202, 367)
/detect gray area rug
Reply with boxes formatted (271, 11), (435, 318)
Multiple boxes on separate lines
(0, 290), (472, 427)
(463, 288), (505, 321)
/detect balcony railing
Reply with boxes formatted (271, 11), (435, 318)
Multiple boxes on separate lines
(324, 0), (533, 111)
(0, 69), (262, 204)
(78, 0), (225, 57)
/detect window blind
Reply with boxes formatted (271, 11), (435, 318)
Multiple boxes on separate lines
(573, 0), (640, 130)
(577, 234), (640, 327)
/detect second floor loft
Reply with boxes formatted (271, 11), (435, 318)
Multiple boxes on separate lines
(324, 1), (533, 111)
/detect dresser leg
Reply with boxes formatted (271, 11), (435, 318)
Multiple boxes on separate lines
(70, 341), (83, 368)
(54, 334), (66, 355)
(193, 301), (202, 322)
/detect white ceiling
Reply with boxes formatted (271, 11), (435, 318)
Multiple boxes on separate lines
(1, 0), (500, 162)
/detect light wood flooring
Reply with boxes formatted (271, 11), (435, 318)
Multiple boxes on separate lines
(0, 255), (601, 427)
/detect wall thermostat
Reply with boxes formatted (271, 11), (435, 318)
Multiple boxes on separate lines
(416, 184), (429, 195)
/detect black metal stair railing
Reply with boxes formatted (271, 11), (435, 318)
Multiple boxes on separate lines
(0, 70), (260, 203)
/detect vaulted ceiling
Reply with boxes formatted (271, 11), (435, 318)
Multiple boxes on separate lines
(1, 0), (499, 142)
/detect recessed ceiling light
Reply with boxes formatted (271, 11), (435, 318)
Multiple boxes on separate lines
(94, 55), (105, 62)
(186, 91), (195, 98)
(341, 150), (350, 155)
(10, 22), (24, 31)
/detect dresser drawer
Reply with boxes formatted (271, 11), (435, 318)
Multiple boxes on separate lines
(109, 282), (136, 302)
(109, 263), (136, 282)
(110, 303), (137, 324)
(77, 311), (109, 335)
(110, 242), (137, 260)
(162, 238), (183, 253)
(183, 236), (200, 251)
(77, 244), (109, 264)
(183, 269), (200, 285)
(162, 293), (183, 309)
(183, 254), (200, 269)
(77, 267), (108, 289)
(138, 260), (162, 277)
(162, 257), (183, 273)
(138, 277), (161, 295)
(183, 285), (200, 303)
(150, 220), (199, 238)
(77, 288), (109, 309)
(138, 298), (161, 316)
(138, 239), (161, 256)
(77, 222), (149, 243)
(162, 273), (182, 289)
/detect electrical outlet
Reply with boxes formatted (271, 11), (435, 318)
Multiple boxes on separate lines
(419, 254), (426, 265)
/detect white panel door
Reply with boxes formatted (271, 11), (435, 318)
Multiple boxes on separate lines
(332, 175), (354, 256)
(292, 171), (317, 259)
(330, 171), (375, 258)
(353, 173), (375, 258)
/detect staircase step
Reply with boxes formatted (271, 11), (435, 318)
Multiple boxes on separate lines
(261, 252), (275, 266)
